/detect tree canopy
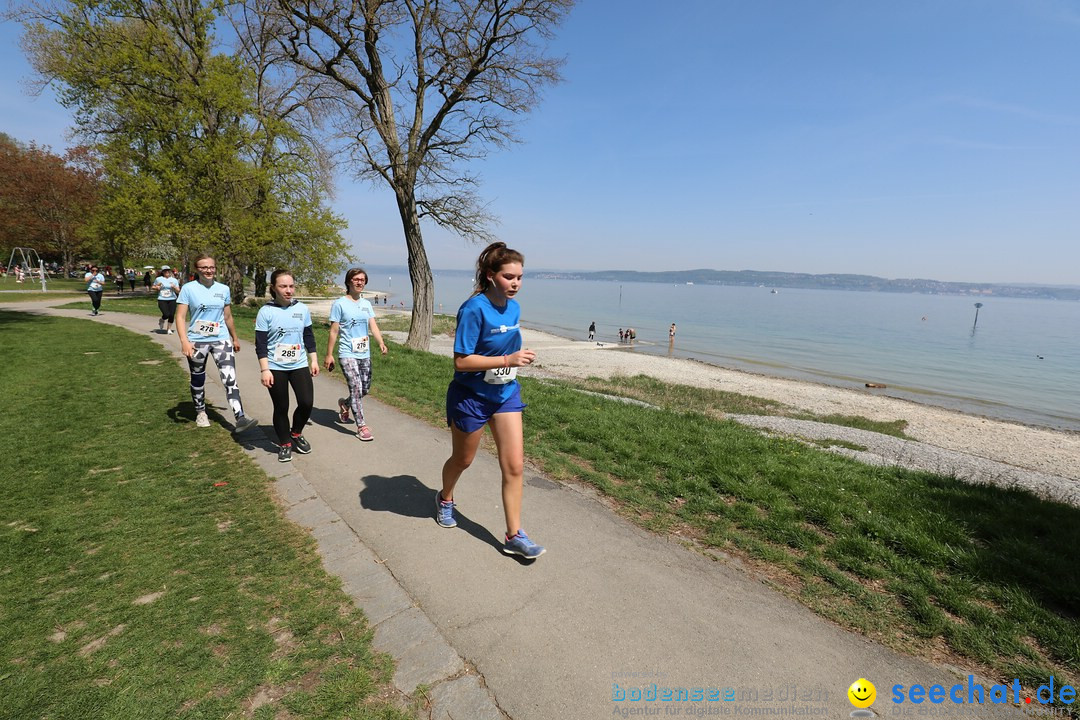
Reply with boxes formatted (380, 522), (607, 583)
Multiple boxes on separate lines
(17, 0), (349, 299)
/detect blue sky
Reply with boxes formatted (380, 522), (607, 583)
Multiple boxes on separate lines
(3, 1), (1079, 284)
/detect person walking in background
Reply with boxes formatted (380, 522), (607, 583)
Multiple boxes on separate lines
(126, 267), (137, 292)
(256, 269), (319, 463)
(437, 241), (545, 559)
(325, 268), (388, 442)
(84, 265), (105, 315)
(143, 270), (153, 291)
(153, 266), (181, 334)
(175, 254), (258, 433)
(114, 268), (125, 294)
(588, 321), (596, 341)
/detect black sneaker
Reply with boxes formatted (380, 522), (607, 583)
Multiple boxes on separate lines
(277, 444), (293, 463)
(292, 435), (312, 454)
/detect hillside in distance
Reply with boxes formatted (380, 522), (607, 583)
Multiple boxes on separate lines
(530, 269), (1080, 301)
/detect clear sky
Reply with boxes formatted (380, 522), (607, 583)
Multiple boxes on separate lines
(3, 1), (1079, 284)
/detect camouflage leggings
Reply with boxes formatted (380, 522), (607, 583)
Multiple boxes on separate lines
(187, 340), (246, 420)
(340, 357), (372, 427)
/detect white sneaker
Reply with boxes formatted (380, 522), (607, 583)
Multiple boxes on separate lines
(167, 329), (175, 334)
(195, 411), (211, 428)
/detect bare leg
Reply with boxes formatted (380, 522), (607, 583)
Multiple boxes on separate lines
(488, 411), (525, 537)
(441, 423), (484, 502)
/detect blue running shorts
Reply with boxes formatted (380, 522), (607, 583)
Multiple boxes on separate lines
(446, 381), (526, 433)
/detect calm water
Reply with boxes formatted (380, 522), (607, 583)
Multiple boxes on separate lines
(366, 266), (1080, 431)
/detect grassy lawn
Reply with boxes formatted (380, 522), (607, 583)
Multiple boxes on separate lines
(0, 309), (413, 720)
(56, 299), (1080, 704)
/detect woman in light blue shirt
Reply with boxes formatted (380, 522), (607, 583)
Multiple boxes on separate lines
(153, 266), (181, 333)
(256, 268), (320, 463)
(84, 265), (105, 315)
(324, 268), (387, 441)
(175, 254), (258, 433)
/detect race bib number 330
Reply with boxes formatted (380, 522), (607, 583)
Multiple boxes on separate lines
(484, 365), (517, 385)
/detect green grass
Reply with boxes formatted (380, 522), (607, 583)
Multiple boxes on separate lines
(373, 312), (457, 336)
(0, 309), (412, 720)
(366, 340), (1079, 703)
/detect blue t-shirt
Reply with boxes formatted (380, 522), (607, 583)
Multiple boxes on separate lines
(329, 296), (375, 359)
(177, 280), (231, 342)
(256, 300), (312, 371)
(153, 276), (180, 301)
(85, 273), (105, 292)
(452, 293), (522, 403)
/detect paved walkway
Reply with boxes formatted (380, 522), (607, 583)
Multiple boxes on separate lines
(22, 297), (1014, 720)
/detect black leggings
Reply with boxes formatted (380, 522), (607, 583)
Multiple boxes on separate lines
(87, 290), (102, 311)
(267, 367), (313, 445)
(158, 299), (177, 322)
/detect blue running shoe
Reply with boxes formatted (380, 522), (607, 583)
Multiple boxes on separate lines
(435, 492), (457, 528)
(502, 530), (545, 559)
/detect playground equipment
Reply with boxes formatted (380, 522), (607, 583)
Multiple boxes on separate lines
(6, 247), (48, 291)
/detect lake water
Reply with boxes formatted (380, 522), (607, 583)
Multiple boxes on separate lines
(364, 265), (1080, 431)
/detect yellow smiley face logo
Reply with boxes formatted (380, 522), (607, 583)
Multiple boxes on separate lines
(848, 678), (876, 709)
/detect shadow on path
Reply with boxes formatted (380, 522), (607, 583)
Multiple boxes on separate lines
(359, 474), (506, 555)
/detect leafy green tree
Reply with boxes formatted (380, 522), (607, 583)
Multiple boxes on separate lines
(16, 0), (348, 300)
(261, 0), (574, 349)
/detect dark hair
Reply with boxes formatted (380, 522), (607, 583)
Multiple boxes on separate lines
(269, 268), (294, 303)
(344, 267), (368, 289)
(473, 242), (524, 295)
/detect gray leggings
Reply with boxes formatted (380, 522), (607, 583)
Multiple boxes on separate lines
(187, 340), (246, 419)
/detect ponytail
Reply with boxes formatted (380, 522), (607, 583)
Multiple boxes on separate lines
(473, 242), (524, 295)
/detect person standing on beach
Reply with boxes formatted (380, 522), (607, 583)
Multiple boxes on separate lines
(84, 265), (105, 315)
(669, 323), (676, 341)
(256, 269), (319, 463)
(588, 321), (596, 341)
(324, 268), (388, 442)
(153, 266), (180, 333)
(175, 254), (258, 433)
(437, 241), (545, 559)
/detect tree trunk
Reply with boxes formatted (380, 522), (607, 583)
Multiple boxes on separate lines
(252, 264), (267, 298)
(396, 188), (434, 351)
(222, 255), (247, 305)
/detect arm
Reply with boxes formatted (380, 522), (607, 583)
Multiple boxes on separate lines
(223, 305), (240, 352)
(452, 348), (535, 373)
(175, 304), (194, 358)
(255, 330), (273, 387)
(324, 322), (340, 370)
(368, 318), (388, 355)
(303, 325), (319, 377)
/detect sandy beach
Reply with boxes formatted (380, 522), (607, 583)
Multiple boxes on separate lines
(303, 299), (1080, 495)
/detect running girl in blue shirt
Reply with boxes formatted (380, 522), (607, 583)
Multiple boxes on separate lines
(84, 265), (105, 315)
(324, 268), (387, 441)
(175, 254), (258, 433)
(437, 242), (545, 559)
(256, 268), (320, 463)
(153, 266), (181, 333)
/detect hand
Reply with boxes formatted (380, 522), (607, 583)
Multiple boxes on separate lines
(310, 360), (320, 377)
(379, 343), (388, 355)
(260, 369), (274, 388)
(232, 337), (241, 352)
(181, 342), (195, 359)
(510, 348), (536, 367)
(323, 356), (335, 371)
